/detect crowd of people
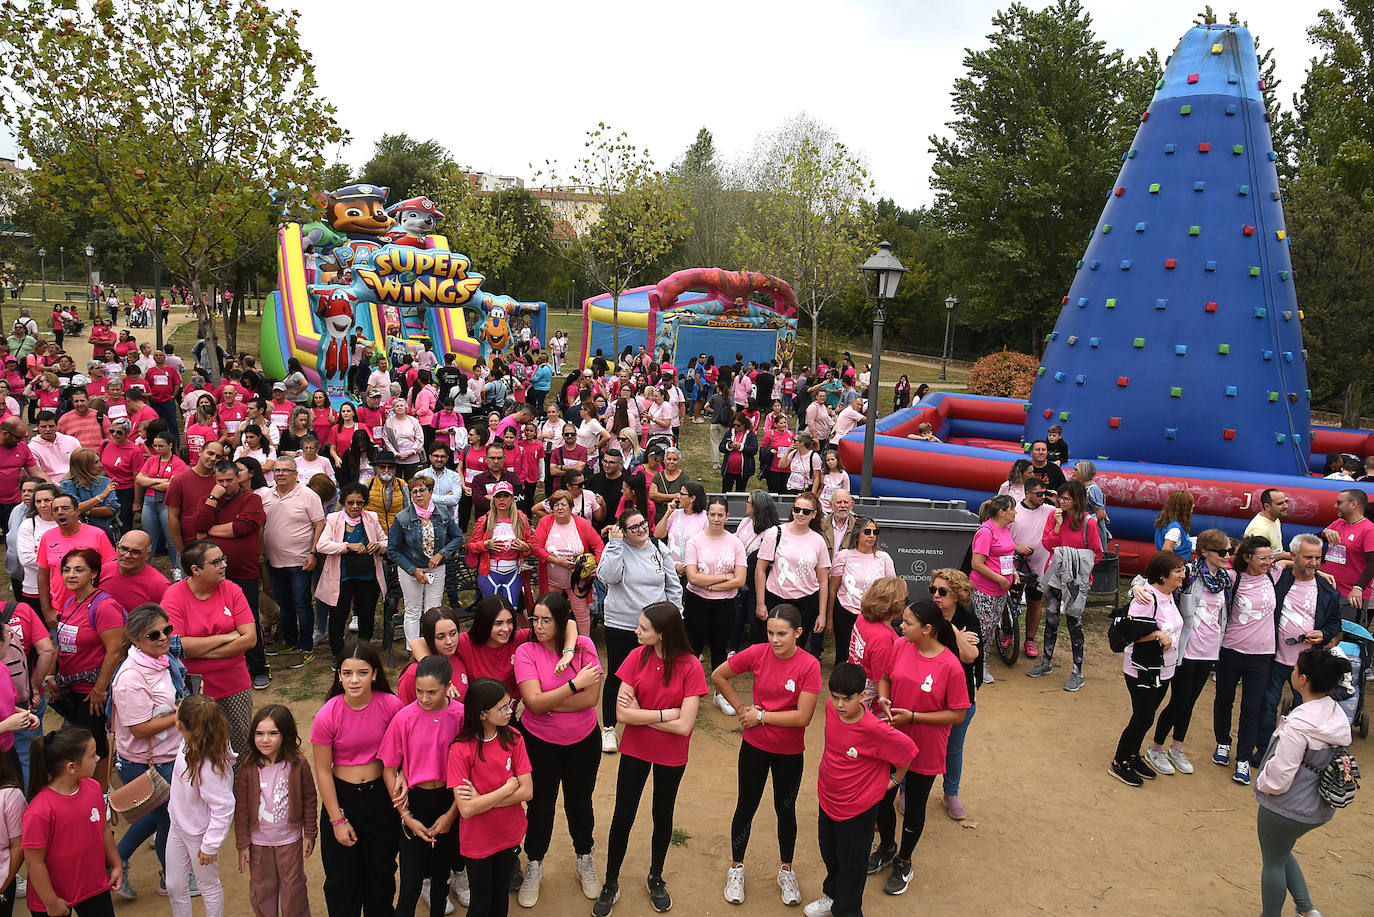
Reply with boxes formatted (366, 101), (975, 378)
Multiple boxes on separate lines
(0, 317), (1362, 917)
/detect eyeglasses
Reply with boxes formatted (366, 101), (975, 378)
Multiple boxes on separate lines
(143, 625), (174, 641)
(494, 703), (514, 716)
(205, 556), (228, 566)
(626, 522), (649, 533)
(792, 507), (815, 517)
(116, 545), (148, 555)
(929, 586), (950, 597)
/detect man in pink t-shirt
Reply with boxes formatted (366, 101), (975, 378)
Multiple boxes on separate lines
(36, 494), (117, 622)
(1322, 488), (1374, 616)
(0, 418), (45, 536)
(99, 531), (170, 612)
(261, 459), (326, 655)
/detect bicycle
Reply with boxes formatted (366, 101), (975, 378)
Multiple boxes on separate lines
(995, 556), (1035, 667)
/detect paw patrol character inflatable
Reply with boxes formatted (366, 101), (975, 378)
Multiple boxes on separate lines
(314, 287), (356, 396)
(385, 196), (444, 248)
(477, 304), (514, 362)
(322, 184), (395, 272)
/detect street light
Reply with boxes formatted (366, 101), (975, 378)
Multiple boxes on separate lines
(940, 295), (959, 382)
(59, 246), (64, 282)
(37, 249), (46, 302)
(83, 244), (95, 321)
(857, 240), (907, 498)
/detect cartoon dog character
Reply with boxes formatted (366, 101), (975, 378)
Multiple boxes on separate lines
(384, 196), (445, 248)
(324, 184), (395, 240)
(313, 286), (356, 382)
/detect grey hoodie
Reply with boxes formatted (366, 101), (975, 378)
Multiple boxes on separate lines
(1256, 694), (1352, 824)
(597, 537), (683, 631)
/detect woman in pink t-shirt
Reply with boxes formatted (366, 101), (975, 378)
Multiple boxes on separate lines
(595, 601), (706, 913)
(710, 604), (821, 906)
(51, 546), (125, 788)
(1214, 535), (1279, 784)
(328, 402), (367, 467)
(969, 495), (1018, 684)
(309, 642), (403, 917)
(185, 395), (225, 466)
(110, 604), (182, 890)
(828, 516), (895, 666)
(683, 497), (748, 715)
(754, 491), (831, 657)
(513, 592), (605, 905)
(872, 601), (970, 894)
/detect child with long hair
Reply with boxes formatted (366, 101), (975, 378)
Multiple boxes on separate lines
(448, 677), (533, 917)
(167, 695), (236, 917)
(234, 705), (317, 917)
(310, 641), (403, 917)
(22, 727), (121, 917)
(593, 601), (707, 916)
(382, 655), (464, 917)
(872, 600), (971, 897)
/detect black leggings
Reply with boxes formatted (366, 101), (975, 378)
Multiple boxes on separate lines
(320, 777), (399, 917)
(37, 891), (113, 917)
(603, 753), (686, 884)
(1213, 647), (1272, 762)
(683, 590), (733, 677)
(1116, 674), (1169, 762)
(874, 773), (938, 861)
(523, 727), (600, 861)
(466, 846), (517, 917)
(601, 626), (639, 727)
(832, 607), (857, 670)
(1042, 587), (1085, 670)
(1154, 656), (1215, 745)
(730, 741), (803, 863)
(396, 785), (458, 917)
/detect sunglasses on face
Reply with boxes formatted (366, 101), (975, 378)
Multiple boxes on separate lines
(929, 586), (950, 597)
(792, 507), (815, 517)
(144, 625), (174, 641)
(1210, 547), (1236, 556)
(860, 528), (878, 536)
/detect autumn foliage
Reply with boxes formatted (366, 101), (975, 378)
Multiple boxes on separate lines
(966, 349), (1039, 399)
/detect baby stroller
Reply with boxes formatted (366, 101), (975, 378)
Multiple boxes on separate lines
(1336, 619), (1372, 739)
(62, 316), (85, 336)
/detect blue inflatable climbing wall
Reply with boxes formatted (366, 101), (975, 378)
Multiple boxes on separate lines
(1023, 24), (1310, 476)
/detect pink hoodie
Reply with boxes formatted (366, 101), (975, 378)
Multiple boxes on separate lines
(1256, 695), (1351, 796)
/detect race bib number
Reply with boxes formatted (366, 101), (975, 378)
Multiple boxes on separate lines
(57, 621), (78, 654)
(999, 554), (1016, 576)
(1328, 544), (1347, 565)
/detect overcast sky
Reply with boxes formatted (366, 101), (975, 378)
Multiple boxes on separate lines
(2, 0), (1334, 208)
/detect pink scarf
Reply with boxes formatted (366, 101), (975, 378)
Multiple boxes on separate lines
(413, 503), (433, 519)
(129, 645), (171, 670)
(343, 514), (363, 526)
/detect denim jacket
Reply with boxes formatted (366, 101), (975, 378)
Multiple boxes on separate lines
(386, 503), (464, 575)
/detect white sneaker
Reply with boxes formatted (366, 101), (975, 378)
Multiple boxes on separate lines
(575, 853), (600, 899)
(348, 616), (358, 632)
(1167, 746), (1194, 774)
(1144, 747), (1175, 775)
(601, 727), (618, 753)
(804, 895), (834, 917)
(422, 878), (456, 914)
(982, 665), (995, 684)
(714, 693), (737, 716)
(517, 859), (543, 908)
(450, 868), (470, 908)
(724, 865), (745, 904)
(777, 866), (801, 905)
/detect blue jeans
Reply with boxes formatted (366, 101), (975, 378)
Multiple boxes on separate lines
(269, 565), (314, 652)
(150, 399), (180, 446)
(143, 497), (178, 571)
(14, 695), (45, 786)
(943, 700), (976, 797)
(1255, 661), (1295, 766)
(115, 757), (175, 869)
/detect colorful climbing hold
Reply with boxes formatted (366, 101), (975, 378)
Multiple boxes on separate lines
(1205, 301), (1218, 312)
(1249, 266), (1261, 276)
(1170, 386), (1183, 397)
(1198, 142), (1211, 153)
(1223, 429), (1236, 440)
(1218, 343), (1230, 354)
(1242, 225), (1255, 236)
(1189, 226), (1201, 236)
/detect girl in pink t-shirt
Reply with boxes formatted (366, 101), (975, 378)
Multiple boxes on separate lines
(873, 601), (970, 892)
(969, 495), (1018, 684)
(755, 492), (831, 652)
(381, 656), (464, 917)
(448, 677), (533, 916)
(513, 592), (605, 902)
(683, 497), (748, 714)
(598, 602), (706, 911)
(710, 605), (821, 905)
(1215, 537), (1279, 778)
(234, 705), (316, 917)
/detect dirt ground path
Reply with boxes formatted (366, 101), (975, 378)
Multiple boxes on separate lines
(107, 631), (1373, 917)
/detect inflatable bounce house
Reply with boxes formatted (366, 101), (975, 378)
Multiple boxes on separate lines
(580, 268), (797, 368)
(262, 184), (545, 402)
(837, 23), (1374, 571)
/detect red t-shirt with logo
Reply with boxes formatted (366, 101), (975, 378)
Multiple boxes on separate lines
(883, 641), (971, 776)
(454, 630), (533, 696)
(447, 731), (531, 859)
(162, 579), (254, 698)
(616, 645), (708, 767)
(728, 643), (821, 755)
(817, 703), (916, 821)
(23, 779), (112, 911)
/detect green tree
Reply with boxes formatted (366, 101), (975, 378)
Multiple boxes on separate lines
(1283, 0), (1374, 425)
(538, 124), (688, 359)
(929, 0), (1157, 351)
(359, 134), (450, 204)
(733, 114), (874, 364)
(0, 0), (345, 360)
(671, 127), (740, 271)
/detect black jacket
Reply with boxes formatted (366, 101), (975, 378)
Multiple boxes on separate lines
(718, 431), (758, 482)
(1272, 568), (1343, 648)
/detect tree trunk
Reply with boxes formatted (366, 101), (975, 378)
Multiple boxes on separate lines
(225, 273), (244, 356)
(1342, 381), (1364, 429)
(809, 308), (818, 372)
(611, 290), (620, 365)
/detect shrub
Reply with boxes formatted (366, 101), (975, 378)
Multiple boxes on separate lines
(966, 349), (1039, 399)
